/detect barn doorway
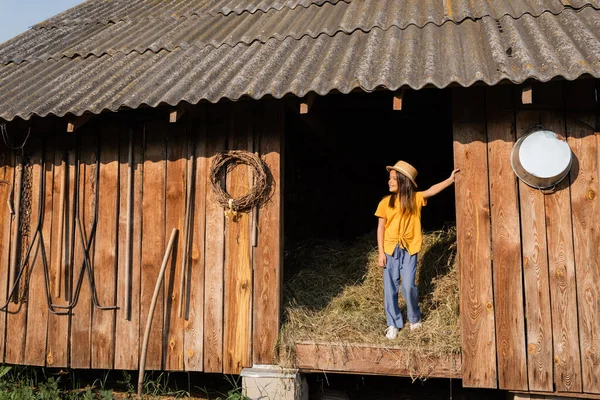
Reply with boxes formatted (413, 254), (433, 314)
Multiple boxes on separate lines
(278, 87), (460, 367)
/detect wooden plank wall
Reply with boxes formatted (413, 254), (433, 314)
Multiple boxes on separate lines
(0, 100), (283, 374)
(452, 86), (497, 388)
(454, 79), (600, 395)
(486, 85), (528, 391)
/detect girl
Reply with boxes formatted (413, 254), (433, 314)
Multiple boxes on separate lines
(375, 160), (459, 339)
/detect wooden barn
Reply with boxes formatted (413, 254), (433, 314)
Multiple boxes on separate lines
(0, 0), (600, 399)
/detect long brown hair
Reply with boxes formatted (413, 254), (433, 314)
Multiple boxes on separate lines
(388, 172), (416, 214)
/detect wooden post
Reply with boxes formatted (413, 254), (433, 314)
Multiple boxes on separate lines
(170, 105), (187, 123)
(522, 85), (533, 105)
(393, 89), (404, 110)
(300, 93), (316, 114)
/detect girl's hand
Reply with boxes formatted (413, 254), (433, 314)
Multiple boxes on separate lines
(378, 252), (387, 268)
(450, 168), (460, 182)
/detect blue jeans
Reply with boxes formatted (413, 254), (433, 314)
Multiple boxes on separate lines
(383, 244), (421, 328)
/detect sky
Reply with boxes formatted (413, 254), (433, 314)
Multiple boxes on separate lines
(0, 0), (86, 44)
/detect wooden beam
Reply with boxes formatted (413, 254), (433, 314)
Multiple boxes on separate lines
(299, 93), (316, 114)
(393, 89), (404, 110)
(294, 342), (462, 379)
(169, 105), (187, 123)
(66, 114), (92, 132)
(522, 85), (533, 105)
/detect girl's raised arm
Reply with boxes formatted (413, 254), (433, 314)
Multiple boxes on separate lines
(421, 168), (460, 199)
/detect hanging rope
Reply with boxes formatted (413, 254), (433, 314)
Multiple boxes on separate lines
(209, 150), (272, 218)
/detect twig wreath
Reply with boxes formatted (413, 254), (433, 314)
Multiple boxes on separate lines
(209, 150), (272, 219)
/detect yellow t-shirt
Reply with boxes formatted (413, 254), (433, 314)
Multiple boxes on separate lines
(374, 192), (427, 256)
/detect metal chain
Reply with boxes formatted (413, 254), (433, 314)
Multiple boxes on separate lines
(19, 156), (33, 238)
(18, 156), (33, 301)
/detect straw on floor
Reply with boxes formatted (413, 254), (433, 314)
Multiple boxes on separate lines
(277, 225), (460, 370)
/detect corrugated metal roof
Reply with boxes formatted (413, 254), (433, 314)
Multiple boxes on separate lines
(33, 0), (348, 27)
(32, 0), (600, 28)
(1, 0), (600, 121)
(3, 0), (600, 65)
(2, 7), (600, 121)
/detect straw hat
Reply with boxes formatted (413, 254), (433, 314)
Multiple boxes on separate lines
(386, 160), (418, 188)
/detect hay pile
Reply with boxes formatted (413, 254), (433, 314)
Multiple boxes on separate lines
(277, 225), (460, 366)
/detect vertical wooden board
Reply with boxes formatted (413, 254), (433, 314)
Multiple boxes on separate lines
(70, 128), (97, 369)
(203, 105), (226, 373)
(452, 87), (497, 388)
(90, 124), (119, 369)
(516, 109), (554, 392)
(567, 111), (600, 394)
(140, 120), (167, 371)
(115, 125), (143, 370)
(184, 113), (207, 371)
(486, 86), (528, 390)
(0, 147), (15, 362)
(223, 103), (252, 374)
(5, 136), (41, 365)
(252, 100), (284, 365)
(24, 136), (54, 366)
(540, 108), (582, 393)
(164, 124), (186, 371)
(47, 132), (71, 368)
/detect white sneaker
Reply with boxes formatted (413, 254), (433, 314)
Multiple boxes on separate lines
(385, 326), (399, 339)
(410, 320), (422, 331)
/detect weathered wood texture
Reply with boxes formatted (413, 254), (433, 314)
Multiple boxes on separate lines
(224, 103), (253, 374)
(0, 100), (283, 372)
(24, 135), (54, 366)
(47, 133), (72, 368)
(486, 86), (528, 390)
(6, 135), (42, 365)
(0, 142), (14, 362)
(516, 109), (553, 392)
(565, 80), (600, 394)
(140, 121), (167, 371)
(184, 110), (207, 371)
(70, 127), (97, 369)
(115, 126), (143, 370)
(252, 100), (284, 365)
(455, 80), (600, 394)
(294, 342), (462, 378)
(452, 87), (497, 388)
(203, 105), (227, 373)
(91, 125), (119, 369)
(540, 105), (582, 393)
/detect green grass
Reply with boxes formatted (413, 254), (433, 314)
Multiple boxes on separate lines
(0, 365), (253, 399)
